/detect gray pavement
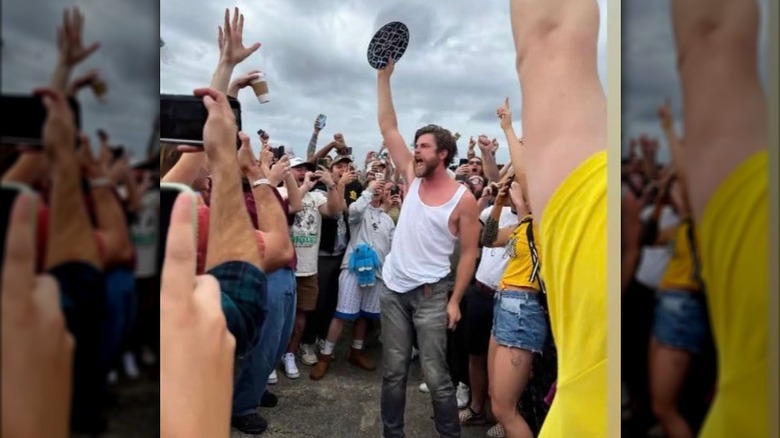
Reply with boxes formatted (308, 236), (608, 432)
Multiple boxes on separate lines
(233, 341), (493, 438)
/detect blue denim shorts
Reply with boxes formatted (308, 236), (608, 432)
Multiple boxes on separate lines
(652, 290), (709, 354)
(491, 290), (548, 354)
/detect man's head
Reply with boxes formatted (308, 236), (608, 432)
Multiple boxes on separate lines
(412, 124), (457, 178)
(468, 157), (483, 176)
(329, 155), (352, 181)
(289, 157), (315, 185)
(468, 175), (486, 195)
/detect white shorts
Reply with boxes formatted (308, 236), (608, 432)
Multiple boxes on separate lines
(334, 269), (381, 320)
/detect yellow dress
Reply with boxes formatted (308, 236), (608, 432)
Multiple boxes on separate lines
(538, 151), (607, 437)
(698, 151), (768, 438)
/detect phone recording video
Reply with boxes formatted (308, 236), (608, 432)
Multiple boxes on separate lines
(459, 158), (468, 166)
(343, 147), (353, 156)
(390, 185), (400, 197)
(0, 94), (82, 147)
(158, 183), (197, 273)
(273, 146), (286, 160)
(160, 94), (242, 148)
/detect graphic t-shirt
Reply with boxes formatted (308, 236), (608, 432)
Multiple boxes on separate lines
(290, 191), (328, 276)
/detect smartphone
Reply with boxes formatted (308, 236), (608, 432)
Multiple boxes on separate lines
(257, 129), (267, 138)
(158, 183), (198, 273)
(375, 173), (385, 182)
(274, 146), (286, 160)
(0, 183), (37, 269)
(459, 158), (468, 166)
(317, 158), (329, 168)
(160, 94), (242, 147)
(316, 114), (327, 130)
(343, 147), (353, 156)
(390, 185), (400, 196)
(0, 94), (81, 147)
(110, 146), (125, 160)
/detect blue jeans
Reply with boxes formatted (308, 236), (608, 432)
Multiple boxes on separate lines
(491, 290), (548, 354)
(232, 268), (297, 417)
(100, 268), (136, 375)
(379, 279), (461, 438)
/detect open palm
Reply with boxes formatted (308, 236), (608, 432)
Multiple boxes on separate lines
(218, 7), (261, 66)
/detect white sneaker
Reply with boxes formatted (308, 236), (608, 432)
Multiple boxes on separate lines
(282, 353), (300, 379)
(418, 382), (430, 393)
(107, 370), (119, 385)
(268, 369), (278, 385)
(299, 343), (318, 366)
(122, 352), (140, 380)
(456, 382), (470, 409)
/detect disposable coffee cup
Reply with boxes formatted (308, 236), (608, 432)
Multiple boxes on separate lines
(250, 72), (270, 104)
(91, 76), (108, 100)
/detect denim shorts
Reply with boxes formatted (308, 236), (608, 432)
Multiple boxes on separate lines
(492, 290), (548, 354)
(652, 290), (709, 354)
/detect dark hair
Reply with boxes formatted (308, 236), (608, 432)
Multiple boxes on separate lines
(414, 124), (457, 167)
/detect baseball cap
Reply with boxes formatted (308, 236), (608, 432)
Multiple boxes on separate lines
(289, 157), (316, 171)
(330, 154), (353, 168)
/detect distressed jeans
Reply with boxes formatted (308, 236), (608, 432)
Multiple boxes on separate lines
(379, 279), (460, 438)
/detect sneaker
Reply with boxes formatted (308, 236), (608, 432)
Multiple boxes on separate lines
(107, 370), (119, 385)
(231, 412), (268, 434)
(123, 352), (140, 380)
(299, 343), (318, 366)
(268, 369), (278, 385)
(456, 382), (470, 409)
(418, 382), (430, 393)
(487, 423), (505, 438)
(458, 407), (487, 426)
(282, 353), (300, 379)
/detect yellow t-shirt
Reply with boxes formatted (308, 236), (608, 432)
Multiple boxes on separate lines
(498, 216), (543, 291)
(538, 151), (607, 437)
(658, 220), (703, 292)
(698, 151), (768, 438)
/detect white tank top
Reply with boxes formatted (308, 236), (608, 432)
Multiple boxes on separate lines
(382, 178), (467, 293)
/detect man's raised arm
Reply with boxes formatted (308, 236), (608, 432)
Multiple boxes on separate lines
(377, 58), (413, 183)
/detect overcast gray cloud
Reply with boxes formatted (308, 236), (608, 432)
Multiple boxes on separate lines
(622, 0), (769, 162)
(161, 0), (607, 164)
(1, 0), (159, 160)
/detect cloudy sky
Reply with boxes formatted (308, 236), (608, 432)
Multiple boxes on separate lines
(1, 0), (159, 161)
(161, 0), (608, 164)
(622, 0), (770, 162)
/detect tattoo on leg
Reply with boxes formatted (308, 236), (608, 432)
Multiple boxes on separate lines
(481, 217), (499, 247)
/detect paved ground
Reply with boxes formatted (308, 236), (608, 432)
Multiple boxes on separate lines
(232, 340), (494, 438)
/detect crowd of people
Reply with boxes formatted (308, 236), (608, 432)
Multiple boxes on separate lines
(158, 1), (610, 436)
(1, 7), (160, 437)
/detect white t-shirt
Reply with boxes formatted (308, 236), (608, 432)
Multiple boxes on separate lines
(340, 189), (396, 279)
(635, 205), (680, 289)
(288, 190), (328, 276)
(131, 190), (159, 278)
(475, 206), (519, 290)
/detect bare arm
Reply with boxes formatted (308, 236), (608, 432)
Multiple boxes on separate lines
(50, 8), (100, 92)
(448, 194), (480, 327)
(477, 136), (501, 183)
(377, 59), (414, 184)
(284, 173), (302, 215)
(306, 120), (322, 160)
(210, 8), (261, 94)
(38, 89), (101, 269)
(657, 102), (692, 217)
(621, 189), (642, 294)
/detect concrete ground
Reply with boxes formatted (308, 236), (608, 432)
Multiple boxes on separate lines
(232, 340), (494, 438)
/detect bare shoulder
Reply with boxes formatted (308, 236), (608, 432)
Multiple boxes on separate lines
(456, 189), (479, 219)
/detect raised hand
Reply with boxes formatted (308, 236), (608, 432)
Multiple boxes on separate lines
(161, 192), (235, 438)
(237, 131), (262, 181)
(477, 134), (492, 152)
(507, 181), (526, 211)
(228, 69), (261, 96)
(378, 56), (395, 79)
(268, 155), (291, 187)
(657, 98), (673, 130)
(455, 164), (470, 176)
(34, 88), (77, 162)
(194, 88), (237, 160)
(468, 136), (476, 150)
(497, 97), (512, 130)
(56, 7), (100, 67)
(217, 7), (261, 67)
(317, 168), (335, 187)
(67, 69), (100, 96)
(2, 193), (74, 438)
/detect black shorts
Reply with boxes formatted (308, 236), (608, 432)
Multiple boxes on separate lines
(464, 283), (494, 356)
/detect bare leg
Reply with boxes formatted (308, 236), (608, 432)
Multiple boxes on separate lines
(286, 311), (306, 355)
(670, 0), (765, 220)
(489, 342), (534, 438)
(649, 339), (694, 438)
(353, 317), (368, 343)
(325, 318), (345, 344)
(508, 0), (606, 222)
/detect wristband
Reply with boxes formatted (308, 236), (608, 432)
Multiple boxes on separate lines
(90, 177), (112, 188)
(252, 178), (272, 188)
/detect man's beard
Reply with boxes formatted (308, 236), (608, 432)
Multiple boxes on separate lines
(414, 156), (439, 178)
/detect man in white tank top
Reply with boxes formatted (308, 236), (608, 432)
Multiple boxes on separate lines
(376, 57), (480, 438)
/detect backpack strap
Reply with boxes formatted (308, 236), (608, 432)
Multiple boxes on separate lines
(523, 216), (547, 295)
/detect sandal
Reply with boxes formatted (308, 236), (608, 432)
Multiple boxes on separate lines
(458, 407), (487, 426)
(486, 422), (505, 438)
